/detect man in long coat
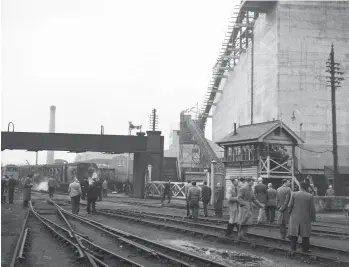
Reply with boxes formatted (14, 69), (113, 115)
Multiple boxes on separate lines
(254, 177), (268, 224)
(187, 181), (202, 221)
(8, 175), (17, 204)
(23, 174), (33, 207)
(201, 181), (211, 217)
(226, 178), (239, 236)
(1, 176), (8, 203)
(276, 179), (292, 239)
(48, 176), (57, 198)
(266, 183), (277, 223)
(81, 177), (89, 200)
(288, 181), (316, 252)
(161, 180), (172, 206)
(184, 180), (192, 217)
(86, 177), (100, 214)
(214, 183), (224, 218)
(237, 178), (265, 240)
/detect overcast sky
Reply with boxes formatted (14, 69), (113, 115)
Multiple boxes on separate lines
(1, 0), (237, 165)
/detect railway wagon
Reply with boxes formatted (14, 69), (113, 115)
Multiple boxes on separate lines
(18, 163), (98, 189)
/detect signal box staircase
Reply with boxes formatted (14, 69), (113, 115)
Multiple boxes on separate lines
(184, 117), (225, 173)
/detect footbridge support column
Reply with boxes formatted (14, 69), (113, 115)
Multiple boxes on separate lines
(132, 131), (164, 198)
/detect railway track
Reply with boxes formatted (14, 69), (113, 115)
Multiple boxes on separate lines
(103, 208), (349, 238)
(118, 200), (349, 228)
(9, 210), (30, 267)
(94, 208), (349, 266)
(28, 192), (349, 266)
(28, 198), (232, 267)
(32, 190), (349, 228)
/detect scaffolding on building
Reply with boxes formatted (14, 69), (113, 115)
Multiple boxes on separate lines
(178, 1), (275, 178)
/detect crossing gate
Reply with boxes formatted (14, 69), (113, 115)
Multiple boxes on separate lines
(145, 181), (186, 199)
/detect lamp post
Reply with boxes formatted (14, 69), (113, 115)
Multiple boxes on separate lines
(210, 160), (217, 206)
(291, 109), (303, 173)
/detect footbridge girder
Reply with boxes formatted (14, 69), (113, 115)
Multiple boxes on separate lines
(1, 131), (164, 199)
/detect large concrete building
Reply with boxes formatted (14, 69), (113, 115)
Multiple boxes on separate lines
(212, 1), (349, 174)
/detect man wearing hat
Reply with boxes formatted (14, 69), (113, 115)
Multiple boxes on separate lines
(214, 183), (224, 218)
(7, 175), (17, 204)
(254, 177), (268, 224)
(23, 174), (34, 207)
(237, 177), (265, 240)
(1, 175), (8, 203)
(226, 178), (240, 236)
(48, 175), (57, 198)
(86, 168), (99, 214)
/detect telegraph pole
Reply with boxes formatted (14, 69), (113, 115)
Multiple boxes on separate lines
(326, 44), (344, 196)
(149, 109), (159, 131)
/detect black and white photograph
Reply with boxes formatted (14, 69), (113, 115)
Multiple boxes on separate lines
(1, 0), (349, 266)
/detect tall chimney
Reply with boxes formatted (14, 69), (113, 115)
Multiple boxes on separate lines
(233, 123), (237, 135)
(46, 105), (56, 164)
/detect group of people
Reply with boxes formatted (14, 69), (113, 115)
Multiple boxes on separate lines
(68, 167), (108, 214)
(183, 180), (225, 220)
(2, 167), (109, 215)
(1, 174), (34, 206)
(166, 176), (317, 252)
(1, 174), (19, 204)
(226, 176), (316, 252)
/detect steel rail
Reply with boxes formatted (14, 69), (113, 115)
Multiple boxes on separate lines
(31, 190), (349, 227)
(32, 205), (147, 267)
(98, 209), (349, 266)
(28, 201), (85, 259)
(48, 199), (99, 267)
(117, 200), (349, 228)
(31, 205), (124, 266)
(60, 209), (208, 267)
(106, 208), (349, 238)
(77, 235), (146, 267)
(54, 203), (231, 267)
(9, 210), (29, 267)
(18, 228), (30, 260)
(105, 209), (349, 255)
(31, 201), (113, 267)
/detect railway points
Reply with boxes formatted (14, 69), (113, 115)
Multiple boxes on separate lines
(96, 208), (349, 264)
(12, 191), (347, 267)
(103, 208), (349, 239)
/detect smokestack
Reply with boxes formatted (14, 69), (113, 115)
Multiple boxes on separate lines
(46, 105), (56, 164)
(233, 123), (237, 135)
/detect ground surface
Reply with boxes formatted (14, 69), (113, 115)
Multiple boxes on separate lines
(1, 192), (86, 267)
(1, 199), (27, 267)
(57, 201), (314, 267)
(3, 191), (348, 267)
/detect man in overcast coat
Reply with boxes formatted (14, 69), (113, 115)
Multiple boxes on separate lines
(288, 181), (316, 252)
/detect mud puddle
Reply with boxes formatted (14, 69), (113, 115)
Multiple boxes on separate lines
(162, 239), (286, 267)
